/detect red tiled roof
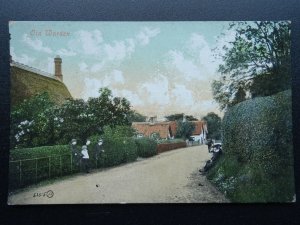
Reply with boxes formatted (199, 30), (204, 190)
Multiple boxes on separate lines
(132, 122), (171, 139)
(191, 121), (207, 135)
(169, 121), (177, 137)
(132, 120), (207, 138)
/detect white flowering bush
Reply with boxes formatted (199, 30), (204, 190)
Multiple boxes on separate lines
(10, 88), (133, 148)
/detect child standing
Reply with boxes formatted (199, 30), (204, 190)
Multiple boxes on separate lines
(81, 145), (90, 173)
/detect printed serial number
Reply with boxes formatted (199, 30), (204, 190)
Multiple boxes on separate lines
(33, 190), (54, 198)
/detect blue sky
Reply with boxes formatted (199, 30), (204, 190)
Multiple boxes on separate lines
(9, 21), (235, 119)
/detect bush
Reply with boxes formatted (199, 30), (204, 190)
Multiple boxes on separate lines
(208, 90), (295, 202)
(9, 145), (69, 161)
(135, 138), (157, 158)
(91, 126), (138, 168)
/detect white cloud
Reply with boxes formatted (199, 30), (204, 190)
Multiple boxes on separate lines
(171, 84), (194, 107)
(82, 70), (126, 100)
(136, 27), (160, 46)
(10, 47), (35, 65)
(46, 57), (54, 73)
(69, 29), (103, 55)
(90, 62), (105, 73)
(113, 89), (144, 106)
(167, 50), (204, 81)
(103, 39), (135, 61)
(187, 33), (217, 74)
(56, 48), (77, 56)
(82, 77), (103, 100)
(22, 34), (53, 54)
(141, 74), (170, 105)
(198, 99), (219, 111)
(68, 27), (160, 73)
(79, 62), (88, 72)
(109, 70), (125, 84)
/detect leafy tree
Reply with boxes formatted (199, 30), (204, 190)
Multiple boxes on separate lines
(10, 88), (133, 148)
(175, 121), (195, 139)
(56, 88), (131, 143)
(165, 113), (198, 121)
(127, 110), (147, 123)
(10, 92), (55, 148)
(202, 112), (222, 140)
(213, 21), (291, 110)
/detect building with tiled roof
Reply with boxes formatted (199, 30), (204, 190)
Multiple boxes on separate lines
(132, 122), (172, 139)
(190, 121), (208, 143)
(132, 120), (207, 143)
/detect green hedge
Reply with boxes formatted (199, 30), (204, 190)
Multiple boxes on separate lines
(135, 137), (157, 158)
(9, 145), (74, 189)
(97, 137), (138, 167)
(9, 145), (69, 161)
(207, 90), (295, 202)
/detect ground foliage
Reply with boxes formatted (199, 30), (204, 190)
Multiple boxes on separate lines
(207, 90), (295, 202)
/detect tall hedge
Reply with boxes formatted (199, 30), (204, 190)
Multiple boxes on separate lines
(135, 137), (157, 158)
(208, 90), (295, 202)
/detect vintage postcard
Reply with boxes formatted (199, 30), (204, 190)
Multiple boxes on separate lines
(7, 21), (295, 204)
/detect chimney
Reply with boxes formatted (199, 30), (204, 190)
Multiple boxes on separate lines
(54, 55), (63, 81)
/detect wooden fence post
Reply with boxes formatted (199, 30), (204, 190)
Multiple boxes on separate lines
(70, 154), (72, 173)
(60, 155), (62, 176)
(19, 160), (22, 186)
(49, 156), (51, 178)
(35, 158), (38, 183)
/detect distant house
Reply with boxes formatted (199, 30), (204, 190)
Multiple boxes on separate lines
(132, 122), (173, 139)
(132, 120), (207, 143)
(190, 121), (208, 144)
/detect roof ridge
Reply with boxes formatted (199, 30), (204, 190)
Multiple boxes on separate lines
(11, 60), (57, 81)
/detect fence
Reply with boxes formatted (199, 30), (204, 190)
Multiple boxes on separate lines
(9, 153), (105, 190)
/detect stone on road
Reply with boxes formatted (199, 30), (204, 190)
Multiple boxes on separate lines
(8, 145), (228, 204)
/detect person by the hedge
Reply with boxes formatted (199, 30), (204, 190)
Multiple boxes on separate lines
(81, 145), (90, 173)
(70, 139), (81, 168)
(199, 144), (222, 174)
(207, 139), (213, 153)
(95, 139), (105, 160)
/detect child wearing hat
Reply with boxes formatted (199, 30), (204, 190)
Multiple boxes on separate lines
(95, 139), (105, 160)
(70, 139), (81, 168)
(81, 145), (90, 173)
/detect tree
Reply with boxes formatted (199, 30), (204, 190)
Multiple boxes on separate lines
(213, 21), (291, 110)
(127, 110), (147, 123)
(10, 92), (55, 148)
(202, 112), (222, 140)
(165, 113), (198, 121)
(10, 88), (133, 148)
(175, 121), (195, 139)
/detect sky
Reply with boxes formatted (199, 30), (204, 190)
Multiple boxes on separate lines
(9, 21), (235, 119)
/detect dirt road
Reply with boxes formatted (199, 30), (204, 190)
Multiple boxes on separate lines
(8, 145), (228, 204)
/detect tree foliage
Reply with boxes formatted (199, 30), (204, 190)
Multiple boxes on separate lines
(212, 21), (291, 110)
(10, 88), (134, 148)
(127, 110), (147, 123)
(10, 92), (55, 148)
(202, 112), (222, 140)
(165, 113), (198, 121)
(175, 121), (195, 139)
